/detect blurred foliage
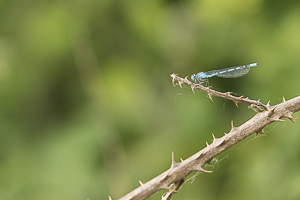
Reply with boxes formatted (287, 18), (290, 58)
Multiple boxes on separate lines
(0, 0), (300, 199)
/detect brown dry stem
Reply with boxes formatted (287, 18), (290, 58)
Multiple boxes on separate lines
(170, 73), (267, 110)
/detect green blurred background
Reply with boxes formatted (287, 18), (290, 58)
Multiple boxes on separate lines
(1, 0), (300, 199)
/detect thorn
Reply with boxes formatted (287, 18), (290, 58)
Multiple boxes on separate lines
(291, 118), (297, 123)
(171, 73), (177, 87)
(238, 95), (244, 100)
(225, 91), (232, 95)
(260, 131), (267, 136)
(234, 101), (239, 107)
(208, 93), (213, 102)
(212, 133), (216, 140)
(267, 101), (270, 106)
(184, 76), (188, 79)
(230, 120), (237, 132)
(170, 152), (179, 169)
(193, 164), (213, 173)
(268, 106), (277, 116)
(201, 168), (213, 173)
(108, 196), (112, 200)
(245, 97), (249, 99)
(288, 118), (296, 124)
(255, 129), (266, 137)
(171, 151), (175, 164)
(283, 96), (286, 102)
(273, 118), (286, 122)
(139, 181), (144, 186)
(270, 117), (285, 122)
(180, 158), (184, 162)
(207, 86), (212, 89)
(206, 141), (209, 147)
(166, 152), (179, 177)
(178, 81), (183, 88)
(191, 85), (195, 94)
(257, 99), (260, 102)
(284, 112), (298, 124)
(272, 106), (277, 111)
(287, 115), (297, 123)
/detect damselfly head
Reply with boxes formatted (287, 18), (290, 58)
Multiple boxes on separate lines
(191, 74), (196, 81)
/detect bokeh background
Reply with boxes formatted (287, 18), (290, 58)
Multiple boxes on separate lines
(1, 0), (300, 199)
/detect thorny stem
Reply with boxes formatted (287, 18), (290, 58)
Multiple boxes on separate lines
(170, 73), (267, 110)
(114, 75), (300, 200)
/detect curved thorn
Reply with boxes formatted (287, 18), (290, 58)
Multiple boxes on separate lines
(272, 106), (277, 111)
(285, 113), (298, 123)
(170, 73), (177, 87)
(255, 129), (266, 137)
(178, 81), (183, 88)
(288, 118), (295, 124)
(212, 133), (216, 140)
(208, 93), (213, 102)
(290, 118), (297, 123)
(191, 86), (195, 93)
(139, 180), (144, 186)
(234, 101), (239, 107)
(268, 106), (277, 116)
(192, 163), (213, 173)
(199, 167), (213, 173)
(271, 117), (285, 122)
